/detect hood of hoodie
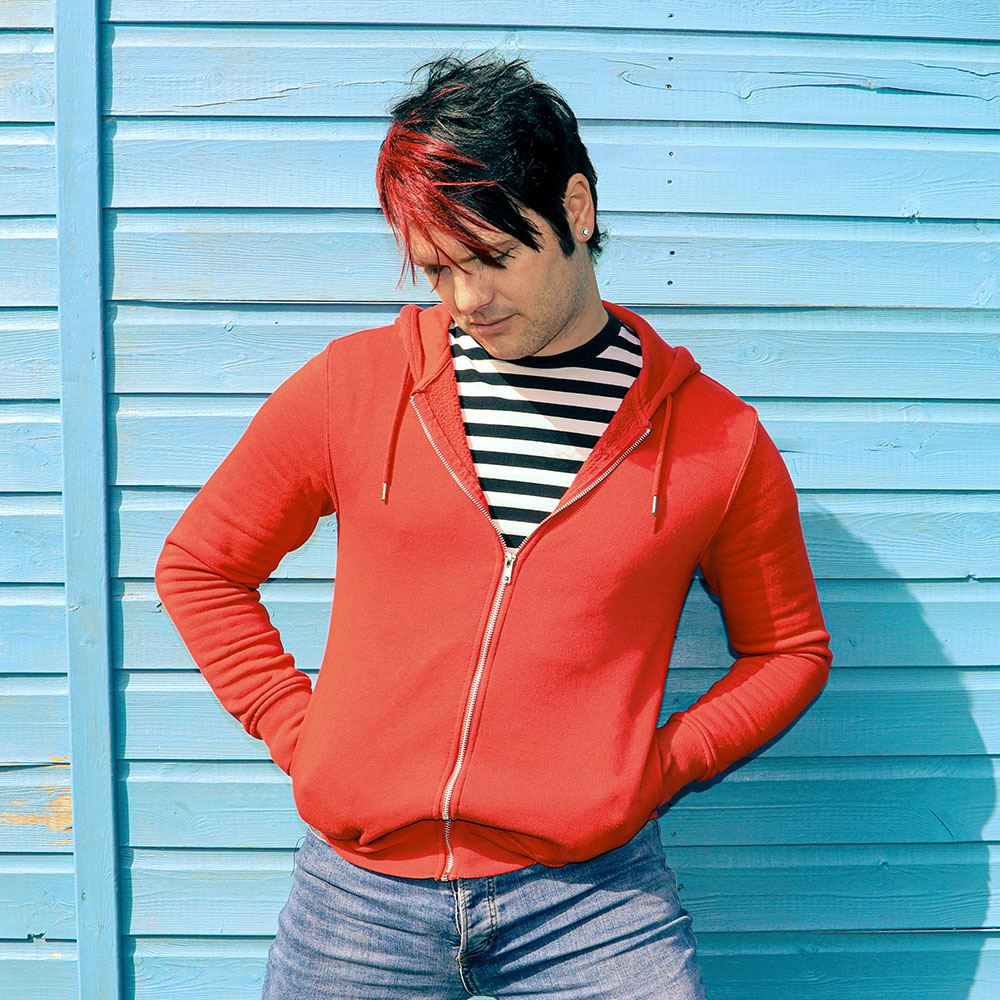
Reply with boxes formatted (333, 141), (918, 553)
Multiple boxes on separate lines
(385, 300), (702, 523)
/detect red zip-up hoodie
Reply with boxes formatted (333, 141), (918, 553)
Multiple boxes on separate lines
(155, 300), (832, 880)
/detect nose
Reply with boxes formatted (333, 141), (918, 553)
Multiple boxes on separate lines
(451, 267), (493, 316)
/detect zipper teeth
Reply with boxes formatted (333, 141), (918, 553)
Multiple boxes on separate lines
(410, 397), (509, 549)
(411, 395), (650, 879)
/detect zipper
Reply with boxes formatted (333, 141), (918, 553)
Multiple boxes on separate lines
(410, 394), (650, 879)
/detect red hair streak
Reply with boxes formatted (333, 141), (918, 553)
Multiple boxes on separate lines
(376, 121), (507, 282)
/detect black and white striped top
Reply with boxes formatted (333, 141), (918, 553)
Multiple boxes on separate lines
(450, 313), (643, 548)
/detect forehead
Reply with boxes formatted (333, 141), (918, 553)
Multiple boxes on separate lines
(408, 222), (514, 268)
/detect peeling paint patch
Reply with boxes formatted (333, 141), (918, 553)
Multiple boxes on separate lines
(0, 789), (72, 834)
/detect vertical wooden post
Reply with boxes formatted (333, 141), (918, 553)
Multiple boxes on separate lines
(55, 2), (122, 998)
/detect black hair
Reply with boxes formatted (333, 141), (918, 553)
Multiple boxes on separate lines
(382, 52), (605, 263)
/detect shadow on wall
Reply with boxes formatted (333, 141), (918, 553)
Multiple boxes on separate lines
(658, 504), (993, 1000)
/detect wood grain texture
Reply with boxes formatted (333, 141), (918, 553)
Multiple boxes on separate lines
(103, 209), (1000, 308)
(0, 583), (66, 671)
(106, 302), (1000, 399)
(0, 947), (76, 1000)
(112, 666), (1000, 762)
(104, 26), (1000, 128)
(108, 486), (1000, 582)
(101, 1), (1000, 39)
(0, 217), (57, 306)
(107, 394), (1000, 489)
(115, 931), (1000, 1000)
(2, 674), (69, 763)
(0, 852), (75, 938)
(0, 29), (53, 122)
(0, 401), (61, 491)
(0, 494), (63, 582)
(0, 4), (53, 29)
(0, 309), (60, 398)
(113, 842), (1000, 933)
(0, 763), (72, 850)
(115, 577), (999, 672)
(0, 124), (54, 214)
(116, 757), (1000, 850)
(103, 118), (1000, 220)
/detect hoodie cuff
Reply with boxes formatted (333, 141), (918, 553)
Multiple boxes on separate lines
(655, 714), (714, 803)
(251, 686), (312, 775)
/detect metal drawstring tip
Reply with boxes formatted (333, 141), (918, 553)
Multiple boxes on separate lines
(651, 495), (658, 516)
(381, 482), (388, 502)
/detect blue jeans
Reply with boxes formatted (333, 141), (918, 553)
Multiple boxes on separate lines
(261, 816), (707, 999)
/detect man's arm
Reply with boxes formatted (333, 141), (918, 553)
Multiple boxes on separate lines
(154, 347), (337, 774)
(656, 419), (833, 801)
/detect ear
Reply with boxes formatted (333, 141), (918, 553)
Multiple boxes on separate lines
(563, 173), (596, 245)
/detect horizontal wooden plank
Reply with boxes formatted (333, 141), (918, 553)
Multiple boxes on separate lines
(117, 756), (1000, 850)
(0, 308), (60, 398)
(1, 674), (68, 764)
(0, 125), (53, 214)
(0, 763), (72, 850)
(0, 30), (53, 122)
(0, 494), (63, 583)
(104, 209), (1000, 309)
(101, 1), (1000, 40)
(0, 942), (76, 1000)
(120, 931), (1000, 1000)
(110, 486), (1000, 582)
(698, 930), (1000, 1000)
(0, 4), (52, 29)
(109, 393), (1000, 490)
(0, 853), (75, 938)
(104, 26), (1000, 128)
(0, 217), (56, 306)
(0, 583), (66, 672)
(115, 665), (1000, 761)
(0, 401), (62, 491)
(104, 118), (1000, 220)
(117, 842), (1000, 933)
(117, 577), (1000, 672)
(107, 302), (1000, 400)
(112, 488), (337, 581)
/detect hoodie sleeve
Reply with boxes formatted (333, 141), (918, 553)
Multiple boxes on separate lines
(154, 347), (337, 774)
(656, 418), (832, 802)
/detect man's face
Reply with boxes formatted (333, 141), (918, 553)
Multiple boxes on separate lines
(409, 209), (596, 361)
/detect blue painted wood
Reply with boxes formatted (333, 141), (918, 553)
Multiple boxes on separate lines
(0, 942), (76, 1000)
(104, 27), (1000, 128)
(0, 401), (62, 490)
(0, 125), (54, 213)
(102, 209), (1000, 308)
(108, 487), (1000, 581)
(113, 578), (1000, 671)
(118, 931), (1000, 1000)
(0, 852), (76, 938)
(0, 29), (54, 121)
(103, 119), (1000, 220)
(0, 217), (57, 305)
(0, 3), (53, 29)
(115, 757), (1000, 850)
(0, 309), (60, 397)
(105, 303), (1000, 399)
(112, 842), (998, 933)
(0, 582), (66, 671)
(0, 495), (64, 582)
(107, 395), (1000, 489)
(101, 2), (1000, 41)
(108, 665), (1000, 761)
(0, 763), (73, 850)
(55, 2), (121, 998)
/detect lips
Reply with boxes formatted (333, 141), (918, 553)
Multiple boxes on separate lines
(468, 315), (514, 334)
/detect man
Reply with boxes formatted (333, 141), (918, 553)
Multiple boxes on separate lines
(155, 54), (832, 999)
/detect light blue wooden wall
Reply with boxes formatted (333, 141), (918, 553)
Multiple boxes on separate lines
(3, 2), (999, 998)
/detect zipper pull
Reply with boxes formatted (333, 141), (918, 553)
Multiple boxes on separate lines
(502, 550), (516, 585)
